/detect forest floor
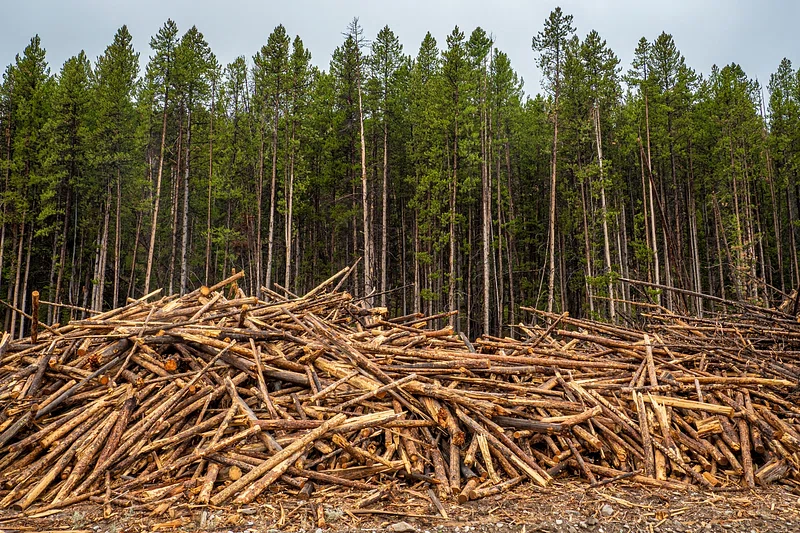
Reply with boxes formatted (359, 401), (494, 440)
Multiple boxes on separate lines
(1, 481), (799, 533)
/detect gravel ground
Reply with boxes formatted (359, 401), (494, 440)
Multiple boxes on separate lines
(1, 481), (799, 533)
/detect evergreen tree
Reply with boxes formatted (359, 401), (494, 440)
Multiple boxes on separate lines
(532, 7), (575, 313)
(253, 25), (289, 291)
(7, 36), (52, 335)
(92, 25), (139, 309)
(174, 25), (213, 295)
(45, 51), (92, 320)
(369, 25), (403, 305)
(143, 19), (179, 294)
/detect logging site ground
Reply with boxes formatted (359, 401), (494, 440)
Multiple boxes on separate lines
(1, 482), (800, 532)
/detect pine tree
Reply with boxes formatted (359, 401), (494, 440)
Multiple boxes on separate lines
(92, 25), (139, 309)
(407, 32), (442, 316)
(369, 25), (403, 306)
(8, 36), (52, 335)
(174, 26), (214, 295)
(532, 8), (575, 313)
(254, 25), (290, 291)
(580, 29), (621, 320)
(285, 36), (312, 292)
(442, 26), (468, 329)
(45, 51), (92, 319)
(143, 19), (179, 294)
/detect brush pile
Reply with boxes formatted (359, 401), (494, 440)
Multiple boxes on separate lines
(1, 268), (800, 516)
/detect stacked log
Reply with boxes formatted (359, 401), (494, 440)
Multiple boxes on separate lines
(1, 267), (799, 516)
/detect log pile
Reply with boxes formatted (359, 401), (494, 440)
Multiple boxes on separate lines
(1, 268), (800, 516)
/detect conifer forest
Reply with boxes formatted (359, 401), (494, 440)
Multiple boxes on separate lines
(2, 9), (800, 340)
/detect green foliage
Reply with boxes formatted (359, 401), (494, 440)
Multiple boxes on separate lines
(0, 16), (798, 339)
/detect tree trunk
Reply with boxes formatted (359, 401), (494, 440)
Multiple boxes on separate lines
(54, 186), (71, 317)
(481, 81), (491, 336)
(94, 185), (112, 311)
(256, 132), (265, 293)
(127, 208), (142, 300)
(579, 170), (594, 315)
(643, 94), (660, 304)
(18, 225), (33, 339)
(688, 184), (702, 315)
(144, 85), (170, 294)
(358, 74), (371, 304)
(413, 191), (420, 314)
(113, 167), (121, 308)
(787, 187), (800, 289)
(547, 94), (559, 313)
(505, 141), (516, 329)
(467, 209), (473, 340)
(449, 116), (458, 328)
(205, 79), (215, 286)
(594, 106), (614, 321)
(495, 144), (504, 334)
(180, 107), (192, 295)
(284, 120), (295, 292)
(380, 120), (389, 307)
(169, 119), (184, 295)
(266, 91), (279, 291)
(9, 221), (24, 336)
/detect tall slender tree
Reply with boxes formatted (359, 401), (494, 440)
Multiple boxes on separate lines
(92, 26), (139, 308)
(369, 25), (403, 306)
(143, 19), (179, 294)
(532, 7), (575, 313)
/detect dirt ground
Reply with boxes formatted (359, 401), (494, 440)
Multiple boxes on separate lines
(1, 481), (799, 533)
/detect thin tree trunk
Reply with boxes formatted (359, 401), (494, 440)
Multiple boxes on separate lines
(205, 82), (215, 286)
(113, 167), (121, 308)
(594, 106), (614, 321)
(449, 116), (458, 328)
(10, 221), (24, 336)
(380, 120), (389, 307)
(0, 219), (5, 310)
(180, 107), (192, 295)
(18, 225), (33, 339)
(266, 91), (279, 290)
(688, 185), (702, 315)
(547, 95), (559, 314)
(467, 210), (473, 340)
(144, 84), (170, 294)
(643, 94), (660, 304)
(787, 187), (800, 289)
(127, 208), (142, 300)
(505, 141), (516, 329)
(54, 186), (71, 316)
(0, 120), (9, 301)
(481, 77), (491, 336)
(169, 118), (184, 295)
(637, 132), (652, 282)
(558, 231), (567, 313)
(413, 193), (420, 314)
(617, 206), (630, 315)
(284, 121), (295, 292)
(95, 185), (112, 311)
(401, 202), (407, 315)
(358, 73), (371, 304)
(495, 144), (504, 334)
(579, 172), (594, 315)
(256, 132), (265, 292)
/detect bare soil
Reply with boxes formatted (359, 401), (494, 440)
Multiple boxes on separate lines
(2, 481), (799, 533)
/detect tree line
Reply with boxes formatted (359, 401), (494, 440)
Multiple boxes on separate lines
(1, 9), (799, 338)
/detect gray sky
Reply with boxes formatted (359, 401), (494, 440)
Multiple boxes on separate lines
(3, 0), (798, 95)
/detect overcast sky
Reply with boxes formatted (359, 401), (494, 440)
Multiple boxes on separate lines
(3, 0), (799, 95)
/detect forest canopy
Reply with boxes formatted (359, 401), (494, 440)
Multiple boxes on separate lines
(1, 10), (799, 339)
